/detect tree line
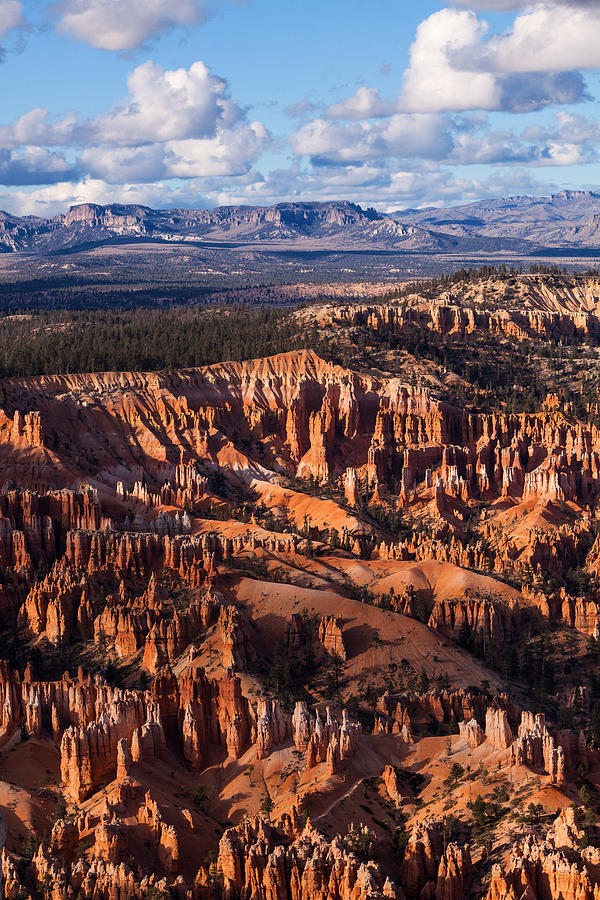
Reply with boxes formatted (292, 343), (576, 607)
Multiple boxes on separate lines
(0, 305), (329, 376)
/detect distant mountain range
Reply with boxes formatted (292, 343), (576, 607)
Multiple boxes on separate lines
(2, 191), (600, 254)
(392, 191), (600, 250)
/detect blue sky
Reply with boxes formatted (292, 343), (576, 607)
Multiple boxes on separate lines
(0, 0), (599, 215)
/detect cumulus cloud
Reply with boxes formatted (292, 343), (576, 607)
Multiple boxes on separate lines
(454, 1), (524, 7)
(80, 122), (270, 182)
(0, 162), (564, 219)
(292, 105), (596, 171)
(325, 6), (590, 120)
(2, 2), (598, 212)
(0, 178), (189, 217)
(449, 128), (593, 166)
(400, 7), (590, 113)
(0, 61), (237, 149)
(463, 4), (600, 72)
(497, 72), (587, 113)
(0, 147), (76, 185)
(447, 111), (598, 166)
(402, 9), (500, 112)
(52, 0), (209, 51)
(291, 114), (454, 165)
(3, 161), (450, 216)
(521, 110), (600, 150)
(449, 128), (536, 164)
(326, 87), (397, 121)
(82, 61), (235, 146)
(0, 58), (270, 190)
(0, 0), (21, 38)
(455, 1), (598, 8)
(204, 160), (558, 212)
(164, 125), (270, 178)
(0, 108), (78, 150)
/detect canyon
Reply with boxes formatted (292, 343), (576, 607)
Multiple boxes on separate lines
(1, 273), (600, 899)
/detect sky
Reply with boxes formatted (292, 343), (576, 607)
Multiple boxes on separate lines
(1, 0), (600, 216)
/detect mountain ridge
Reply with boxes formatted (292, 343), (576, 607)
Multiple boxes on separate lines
(391, 189), (600, 249)
(1, 191), (600, 254)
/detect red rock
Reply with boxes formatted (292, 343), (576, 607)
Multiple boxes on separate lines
(485, 706), (513, 751)
(318, 615), (347, 660)
(459, 718), (485, 749)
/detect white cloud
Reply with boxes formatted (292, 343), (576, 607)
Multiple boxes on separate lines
(80, 122), (270, 181)
(199, 161), (558, 212)
(496, 72), (586, 113)
(466, 4), (600, 72)
(326, 87), (397, 121)
(455, 1), (598, 8)
(326, 6), (590, 121)
(454, 1), (524, 7)
(321, 23), (588, 131)
(0, 163), (565, 218)
(164, 125), (270, 177)
(1, 2), (598, 211)
(292, 103), (596, 171)
(399, 7), (591, 114)
(83, 61), (234, 146)
(0, 147), (75, 185)
(0, 178), (187, 217)
(291, 114), (454, 164)
(521, 111), (600, 153)
(0, 108), (78, 150)
(77, 145), (167, 183)
(0, 61), (237, 150)
(0, 0), (21, 38)
(52, 0), (209, 51)
(0, 58), (271, 189)
(449, 128), (593, 166)
(551, 111), (600, 144)
(402, 9), (500, 113)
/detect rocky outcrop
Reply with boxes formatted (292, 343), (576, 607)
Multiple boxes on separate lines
(5, 349), (600, 516)
(218, 604), (253, 670)
(92, 815), (128, 863)
(436, 843), (472, 900)
(0, 813), (6, 900)
(255, 699), (289, 759)
(295, 705), (359, 773)
(428, 595), (520, 664)
(382, 765), (405, 806)
(459, 718), (485, 749)
(485, 706), (513, 750)
(5, 337), (600, 900)
(216, 813), (398, 900)
(485, 807), (600, 900)
(318, 615), (347, 660)
(400, 817), (472, 900)
(138, 791), (180, 874)
(322, 295), (600, 348)
(20, 564), (96, 645)
(511, 711), (566, 786)
(401, 818), (443, 898)
(60, 692), (148, 800)
(375, 689), (516, 739)
(176, 667), (253, 762)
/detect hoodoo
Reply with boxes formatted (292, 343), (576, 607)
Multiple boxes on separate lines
(0, 272), (599, 899)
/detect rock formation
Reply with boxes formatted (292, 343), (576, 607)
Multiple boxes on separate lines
(485, 706), (513, 750)
(318, 615), (347, 660)
(3, 290), (600, 900)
